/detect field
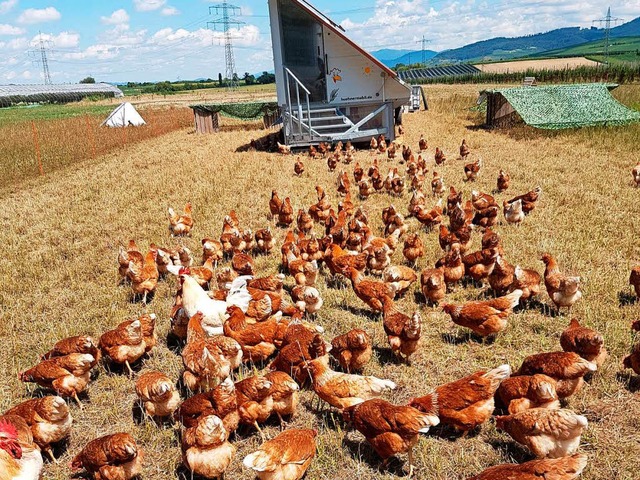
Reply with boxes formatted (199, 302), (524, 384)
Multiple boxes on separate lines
(1, 84), (640, 479)
(535, 36), (640, 65)
(474, 57), (600, 73)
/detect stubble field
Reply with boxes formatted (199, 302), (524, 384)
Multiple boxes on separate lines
(1, 84), (639, 479)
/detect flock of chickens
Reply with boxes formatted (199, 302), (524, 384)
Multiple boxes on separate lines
(2, 131), (640, 480)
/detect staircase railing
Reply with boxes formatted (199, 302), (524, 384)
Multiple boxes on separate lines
(283, 66), (313, 142)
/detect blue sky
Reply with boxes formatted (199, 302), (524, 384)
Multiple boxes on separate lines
(0, 0), (637, 83)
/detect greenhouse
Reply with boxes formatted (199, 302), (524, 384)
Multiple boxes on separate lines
(0, 83), (124, 107)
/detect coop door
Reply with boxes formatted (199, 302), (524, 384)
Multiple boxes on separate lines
(279, 0), (326, 102)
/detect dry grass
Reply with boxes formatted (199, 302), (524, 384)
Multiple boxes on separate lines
(1, 84), (640, 480)
(474, 57), (600, 73)
(0, 105), (193, 190)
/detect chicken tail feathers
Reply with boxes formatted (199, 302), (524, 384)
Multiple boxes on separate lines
(243, 450), (276, 472)
(226, 275), (253, 313)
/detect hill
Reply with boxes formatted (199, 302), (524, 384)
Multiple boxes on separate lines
(371, 48), (438, 67)
(430, 16), (639, 64)
(532, 36), (640, 64)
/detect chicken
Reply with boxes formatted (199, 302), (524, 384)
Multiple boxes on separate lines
(420, 266), (446, 305)
(278, 197), (294, 227)
(460, 139), (470, 160)
(99, 319), (146, 376)
(327, 154), (338, 172)
(441, 290), (523, 337)
(182, 415), (235, 480)
(541, 253), (582, 312)
(168, 258), (214, 288)
(305, 355), (396, 410)
(411, 365), (510, 434)
(378, 135), (387, 154)
(516, 351), (597, 398)
(117, 240), (142, 283)
(511, 265), (542, 302)
(285, 251), (318, 287)
(291, 285), (323, 316)
(495, 408), (588, 458)
(418, 135), (428, 152)
(508, 186), (542, 214)
(633, 164), (640, 187)
(347, 267), (397, 312)
(71, 433), (143, 480)
(0, 415), (43, 480)
(180, 274), (251, 337)
(383, 300), (421, 364)
(41, 335), (100, 366)
(269, 190), (283, 222)
(431, 171), (445, 195)
(485, 255), (514, 297)
(464, 159), (482, 181)
(467, 453), (587, 480)
(264, 371), (299, 424)
(201, 238), (224, 267)
(182, 328), (240, 392)
(243, 429), (316, 480)
(463, 248), (499, 283)
(269, 328), (328, 385)
(434, 147), (446, 165)
(308, 185), (331, 225)
(353, 161), (364, 183)
(296, 209), (313, 235)
(330, 329), (372, 373)
(370, 136), (378, 151)
(497, 374), (560, 414)
(231, 251), (254, 276)
(168, 202), (194, 236)
(135, 371), (180, 419)
(223, 306), (279, 363)
(504, 199), (525, 225)
(5, 396), (72, 462)
(251, 228), (273, 256)
(343, 399), (438, 477)
(414, 200), (443, 230)
(402, 233), (423, 266)
(293, 157), (304, 176)
(382, 265), (417, 296)
(623, 342), (640, 375)
(177, 377), (239, 433)
(497, 169), (510, 192)
(277, 141), (291, 154)
(20, 354), (94, 407)
(560, 318), (607, 368)
(235, 375), (274, 438)
(127, 249), (159, 304)
(435, 243), (465, 287)
(629, 265), (640, 298)
(438, 224), (467, 253)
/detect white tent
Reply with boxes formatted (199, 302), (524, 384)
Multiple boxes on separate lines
(101, 102), (146, 127)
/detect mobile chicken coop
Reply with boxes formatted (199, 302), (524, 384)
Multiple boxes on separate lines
(268, 0), (411, 147)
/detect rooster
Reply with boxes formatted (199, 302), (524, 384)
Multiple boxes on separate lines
(0, 415), (43, 480)
(179, 273), (251, 336)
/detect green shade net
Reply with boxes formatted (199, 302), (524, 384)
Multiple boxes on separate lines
(190, 102), (279, 120)
(486, 83), (640, 129)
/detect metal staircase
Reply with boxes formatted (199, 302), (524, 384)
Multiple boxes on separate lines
(282, 66), (390, 147)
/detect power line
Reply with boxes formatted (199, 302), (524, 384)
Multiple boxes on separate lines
(592, 6), (623, 65)
(208, 3), (244, 89)
(28, 32), (53, 84)
(417, 35), (431, 65)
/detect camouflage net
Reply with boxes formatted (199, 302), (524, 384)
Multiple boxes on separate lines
(190, 102), (279, 120)
(485, 83), (640, 129)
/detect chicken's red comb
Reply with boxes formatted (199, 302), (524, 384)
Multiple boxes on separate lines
(179, 267), (191, 276)
(0, 419), (18, 439)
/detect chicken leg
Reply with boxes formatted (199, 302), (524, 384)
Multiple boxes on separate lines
(73, 391), (83, 409)
(125, 360), (134, 377)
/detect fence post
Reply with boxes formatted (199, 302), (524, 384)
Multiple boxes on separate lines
(85, 115), (96, 159)
(31, 121), (44, 176)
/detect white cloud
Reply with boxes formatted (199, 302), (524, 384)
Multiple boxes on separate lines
(133, 0), (166, 12)
(161, 6), (179, 16)
(5, 35), (27, 49)
(101, 23), (147, 46)
(32, 31), (79, 48)
(101, 9), (129, 25)
(21, 69), (30, 79)
(0, 23), (24, 34)
(17, 6), (61, 24)
(0, 0), (17, 15)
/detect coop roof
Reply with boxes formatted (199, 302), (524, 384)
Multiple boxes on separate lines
(485, 83), (640, 129)
(0, 83), (124, 107)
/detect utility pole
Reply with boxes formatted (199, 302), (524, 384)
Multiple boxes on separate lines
(592, 7), (623, 65)
(208, 3), (244, 89)
(29, 31), (53, 84)
(416, 36), (430, 65)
